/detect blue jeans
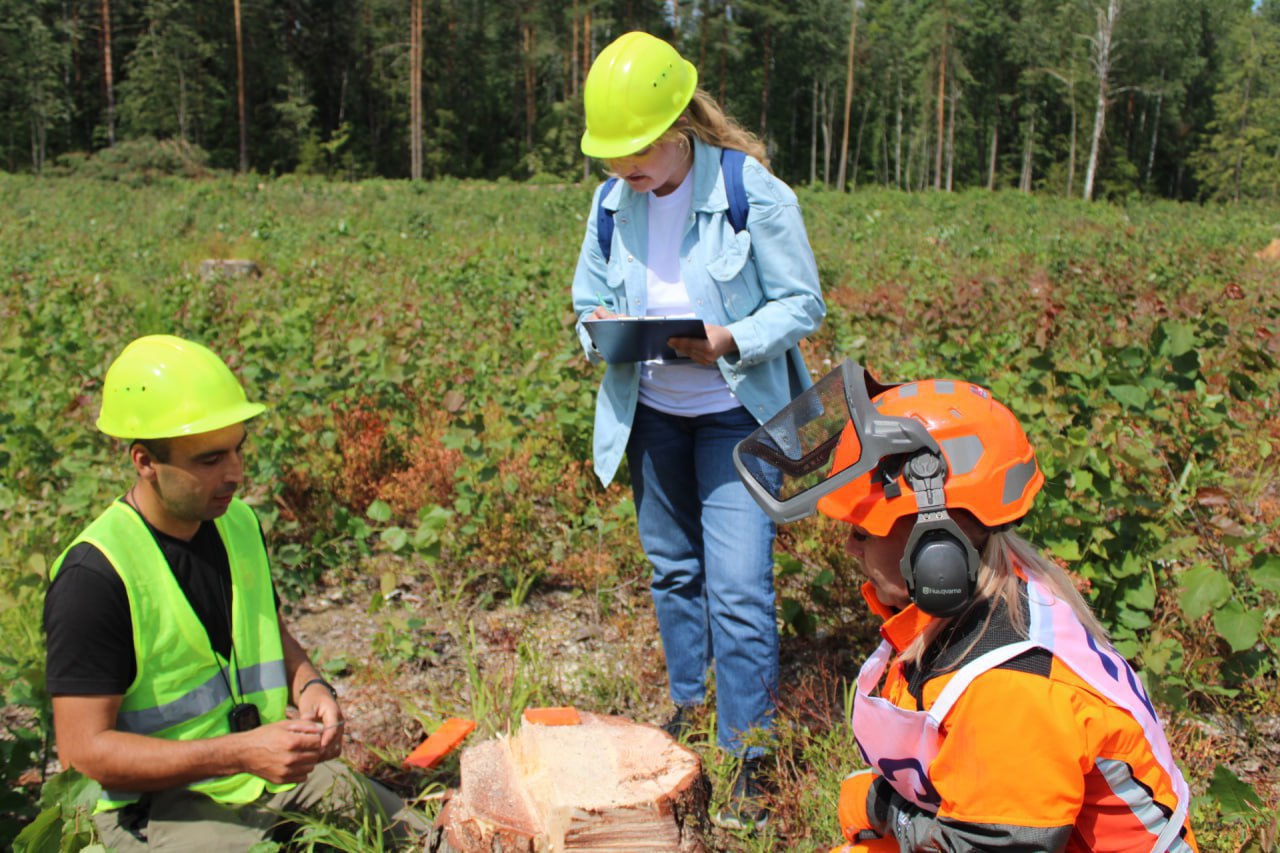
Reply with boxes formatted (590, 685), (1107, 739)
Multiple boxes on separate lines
(627, 403), (779, 757)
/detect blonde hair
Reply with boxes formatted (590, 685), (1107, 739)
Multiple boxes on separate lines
(898, 527), (1109, 666)
(674, 89), (770, 170)
(606, 90), (769, 179)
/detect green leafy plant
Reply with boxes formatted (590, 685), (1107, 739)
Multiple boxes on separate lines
(12, 770), (99, 853)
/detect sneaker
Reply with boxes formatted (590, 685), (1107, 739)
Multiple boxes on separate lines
(713, 756), (769, 830)
(661, 704), (697, 741)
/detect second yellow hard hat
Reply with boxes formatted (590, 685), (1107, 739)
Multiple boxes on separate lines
(581, 32), (697, 160)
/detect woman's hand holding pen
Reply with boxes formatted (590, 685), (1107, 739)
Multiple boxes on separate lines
(591, 305), (620, 320)
(670, 324), (737, 366)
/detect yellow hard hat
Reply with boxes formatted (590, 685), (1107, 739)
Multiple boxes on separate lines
(581, 32), (697, 159)
(96, 334), (266, 439)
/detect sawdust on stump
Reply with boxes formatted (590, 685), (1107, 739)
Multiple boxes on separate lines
(434, 711), (710, 852)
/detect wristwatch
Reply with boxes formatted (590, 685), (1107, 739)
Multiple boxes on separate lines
(299, 677), (339, 701)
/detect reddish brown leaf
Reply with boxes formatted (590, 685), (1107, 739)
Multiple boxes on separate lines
(1209, 514), (1249, 538)
(1195, 487), (1231, 507)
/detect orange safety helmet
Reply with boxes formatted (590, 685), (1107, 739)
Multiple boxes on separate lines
(815, 379), (1043, 535)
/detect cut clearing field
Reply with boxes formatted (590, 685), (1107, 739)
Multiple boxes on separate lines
(2, 176), (1277, 850)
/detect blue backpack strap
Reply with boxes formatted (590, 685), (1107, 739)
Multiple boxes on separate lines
(596, 177), (619, 262)
(720, 148), (749, 233)
(596, 152), (746, 262)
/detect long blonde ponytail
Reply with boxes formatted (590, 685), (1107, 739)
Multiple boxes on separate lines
(898, 529), (1109, 665)
(674, 89), (769, 169)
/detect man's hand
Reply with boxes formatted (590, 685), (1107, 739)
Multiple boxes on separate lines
(280, 617), (344, 759)
(296, 683), (344, 758)
(236, 719), (328, 784)
(669, 323), (738, 365)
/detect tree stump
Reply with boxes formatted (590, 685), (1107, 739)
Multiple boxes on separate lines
(434, 711), (710, 852)
(1256, 239), (1280, 261)
(199, 259), (260, 280)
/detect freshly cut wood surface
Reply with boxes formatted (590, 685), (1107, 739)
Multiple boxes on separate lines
(435, 711), (709, 852)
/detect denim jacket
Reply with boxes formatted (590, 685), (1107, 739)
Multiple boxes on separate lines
(572, 138), (826, 486)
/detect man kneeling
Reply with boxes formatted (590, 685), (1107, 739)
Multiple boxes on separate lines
(44, 334), (426, 849)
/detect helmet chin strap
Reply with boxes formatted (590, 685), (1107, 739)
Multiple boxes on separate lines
(898, 449), (980, 618)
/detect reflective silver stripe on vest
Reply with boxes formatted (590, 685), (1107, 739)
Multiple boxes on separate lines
(104, 772), (231, 805)
(237, 659), (288, 696)
(114, 657), (285, 735)
(1096, 758), (1194, 853)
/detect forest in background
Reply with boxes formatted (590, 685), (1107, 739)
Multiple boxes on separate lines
(2, 0), (1279, 201)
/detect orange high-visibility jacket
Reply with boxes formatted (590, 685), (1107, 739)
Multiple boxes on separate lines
(841, 580), (1198, 852)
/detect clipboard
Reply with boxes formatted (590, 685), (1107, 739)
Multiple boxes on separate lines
(583, 317), (708, 363)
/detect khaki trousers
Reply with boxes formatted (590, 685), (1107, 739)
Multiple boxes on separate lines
(92, 760), (429, 851)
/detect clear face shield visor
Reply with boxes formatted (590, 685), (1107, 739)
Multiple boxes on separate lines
(732, 360), (941, 524)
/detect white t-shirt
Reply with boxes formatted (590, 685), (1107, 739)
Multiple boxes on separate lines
(637, 169), (739, 417)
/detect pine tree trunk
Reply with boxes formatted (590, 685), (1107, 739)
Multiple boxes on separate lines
(101, 0), (115, 146)
(810, 78), (818, 185)
(945, 80), (957, 191)
(1020, 110), (1035, 192)
(570, 5), (579, 99)
(523, 18), (536, 155)
(853, 94), (871, 190)
(1067, 82), (1078, 197)
(234, 0), (247, 172)
(987, 121), (997, 190)
(760, 25), (772, 138)
(894, 74), (903, 188)
(836, 0), (857, 191)
(934, 20), (946, 190)
(821, 78), (832, 185)
(410, 0), (423, 180)
(582, 9), (592, 181)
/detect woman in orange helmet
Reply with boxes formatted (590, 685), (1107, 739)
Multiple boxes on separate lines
(734, 361), (1197, 852)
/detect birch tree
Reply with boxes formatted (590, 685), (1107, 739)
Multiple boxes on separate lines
(1082, 0), (1119, 200)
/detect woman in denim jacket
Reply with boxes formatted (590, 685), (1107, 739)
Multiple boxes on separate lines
(570, 31), (825, 827)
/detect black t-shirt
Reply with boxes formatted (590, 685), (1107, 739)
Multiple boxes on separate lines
(43, 499), (281, 696)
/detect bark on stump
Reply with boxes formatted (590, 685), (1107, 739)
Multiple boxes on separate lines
(434, 711), (710, 852)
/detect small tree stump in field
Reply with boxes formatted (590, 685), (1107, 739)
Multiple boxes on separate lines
(199, 259), (261, 280)
(1255, 239), (1280, 261)
(433, 711), (710, 852)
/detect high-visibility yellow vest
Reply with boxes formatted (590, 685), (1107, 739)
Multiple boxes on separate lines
(51, 498), (292, 812)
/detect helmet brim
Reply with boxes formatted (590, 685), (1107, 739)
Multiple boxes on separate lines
(98, 401), (266, 440)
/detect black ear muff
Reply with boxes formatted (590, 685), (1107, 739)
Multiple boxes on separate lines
(899, 450), (979, 617)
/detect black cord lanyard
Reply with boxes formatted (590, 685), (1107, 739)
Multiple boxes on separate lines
(124, 489), (256, 727)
